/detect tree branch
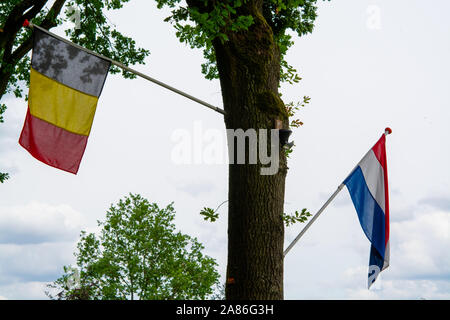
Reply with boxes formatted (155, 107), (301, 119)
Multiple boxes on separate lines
(39, 0), (66, 30)
(0, 0), (46, 48)
(0, 0), (66, 100)
(10, 0), (67, 63)
(0, 0), (48, 98)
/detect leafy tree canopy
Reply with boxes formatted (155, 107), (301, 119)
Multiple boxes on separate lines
(156, 0), (323, 83)
(46, 194), (220, 300)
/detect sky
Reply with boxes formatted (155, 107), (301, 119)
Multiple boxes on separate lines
(0, 0), (449, 299)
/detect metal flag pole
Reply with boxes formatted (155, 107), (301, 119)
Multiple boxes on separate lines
(24, 20), (226, 116)
(283, 127), (392, 258)
(283, 184), (345, 257)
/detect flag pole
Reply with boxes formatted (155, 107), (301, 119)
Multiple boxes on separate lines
(283, 183), (345, 257)
(23, 20), (226, 116)
(283, 127), (392, 258)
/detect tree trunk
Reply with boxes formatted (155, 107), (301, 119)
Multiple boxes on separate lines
(213, 3), (289, 300)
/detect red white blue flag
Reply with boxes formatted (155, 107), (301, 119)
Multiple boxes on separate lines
(344, 132), (390, 288)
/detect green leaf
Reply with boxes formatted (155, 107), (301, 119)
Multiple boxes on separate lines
(200, 207), (219, 222)
(283, 208), (312, 227)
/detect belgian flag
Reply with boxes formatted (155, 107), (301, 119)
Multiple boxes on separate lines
(19, 28), (110, 174)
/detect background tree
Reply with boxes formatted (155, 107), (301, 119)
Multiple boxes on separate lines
(46, 194), (220, 300)
(155, 0), (325, 299)
(0, 0), (150, 181)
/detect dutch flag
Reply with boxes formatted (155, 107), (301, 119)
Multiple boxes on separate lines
(343, 129), (390, 288)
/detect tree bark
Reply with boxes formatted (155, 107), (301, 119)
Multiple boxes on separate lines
(212, 2), (289, 300)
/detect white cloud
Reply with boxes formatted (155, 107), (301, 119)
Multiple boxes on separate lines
(346, 279), (450, 300)
(0, 202), (84, 244)
(0, 203), (82, 299)
(419, 197), (450, 212)
(0, 242), (76, 284)
(338, 203), (450, 299)
(174, 179), (216, 197)
(0, 281), (49, 300)
(285, 194), (450, 299)
(391, 209), (450, 279)
(346, 288), (380, 300)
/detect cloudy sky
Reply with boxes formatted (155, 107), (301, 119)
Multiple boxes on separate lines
(0, 0), (449, 299)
